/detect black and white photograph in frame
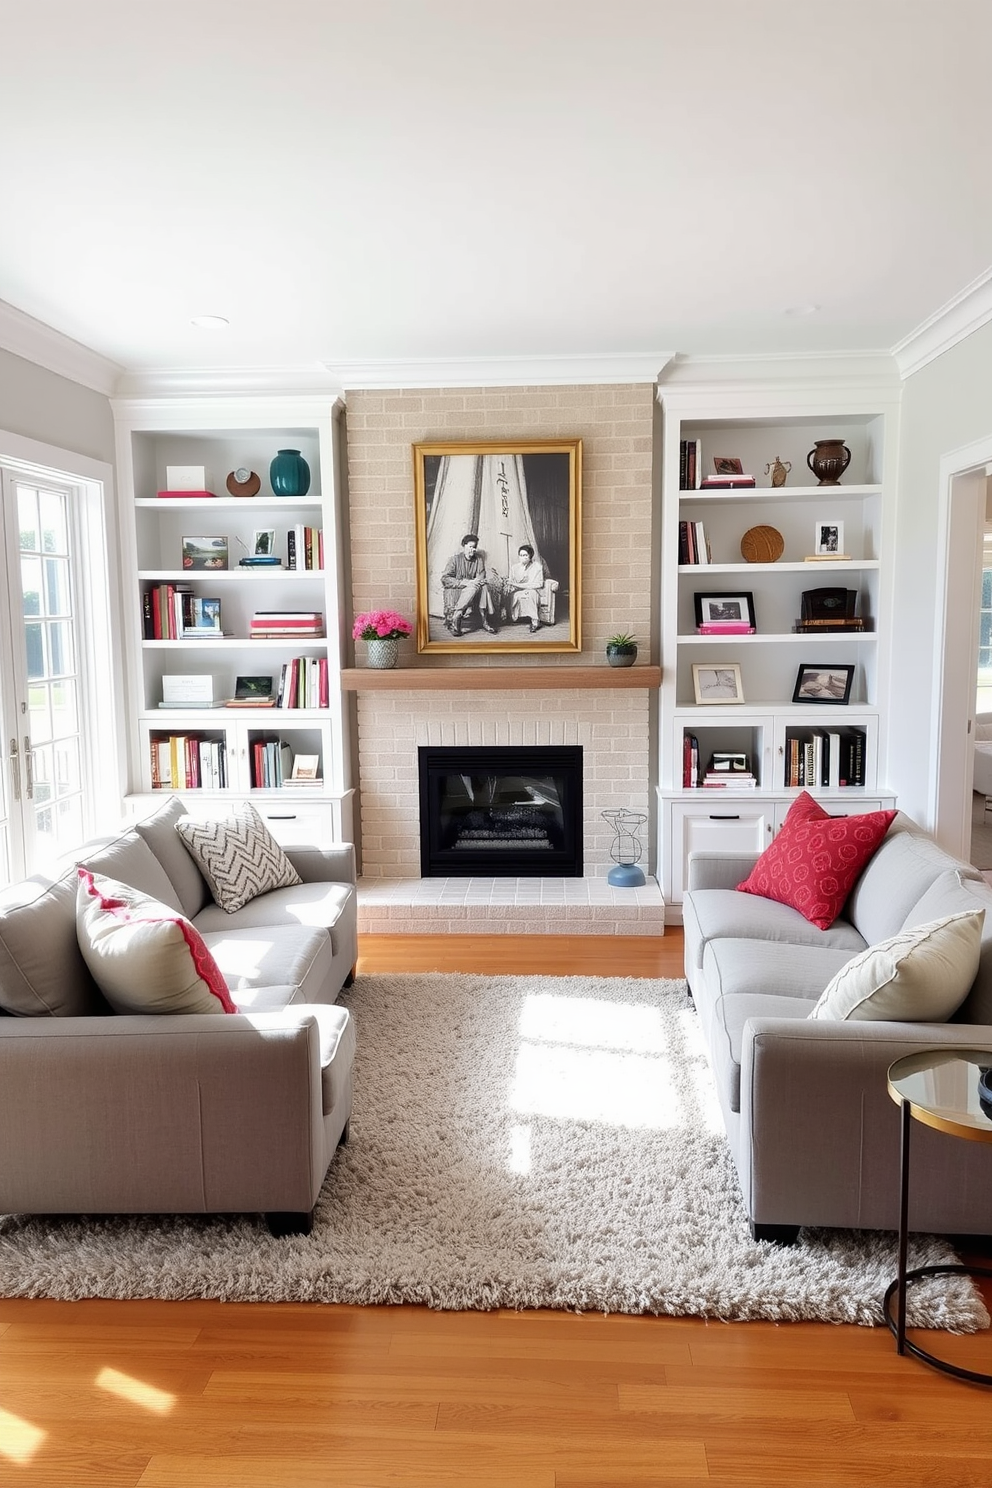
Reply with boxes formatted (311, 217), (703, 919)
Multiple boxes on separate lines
(413, 439), (582, 654)
(813, 519), (845, 557)
(693, 591), (756, 628)
(792, 664), (855, 704)
(692, 663), (745, 705)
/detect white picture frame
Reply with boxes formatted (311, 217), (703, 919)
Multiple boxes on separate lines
(813, 519), (844, 557)
(692, 663), (745, 705)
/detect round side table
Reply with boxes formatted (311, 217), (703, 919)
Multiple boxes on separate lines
(885, 1047), (992, 1385)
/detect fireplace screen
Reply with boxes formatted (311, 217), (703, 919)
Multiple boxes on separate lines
(419, 745), (583, 877)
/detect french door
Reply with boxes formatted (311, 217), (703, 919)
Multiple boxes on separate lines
(0, 472), (87, 881)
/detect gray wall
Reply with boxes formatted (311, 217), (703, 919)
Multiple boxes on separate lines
(0, 347), (115, 464)
(888, 319), (992, 824)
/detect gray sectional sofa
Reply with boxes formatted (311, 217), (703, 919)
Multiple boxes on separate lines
(0, 796), (358, 1234)
(684, 810), (992, 1242)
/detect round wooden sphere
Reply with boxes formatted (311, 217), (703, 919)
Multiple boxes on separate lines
(740, 525), (784, 563)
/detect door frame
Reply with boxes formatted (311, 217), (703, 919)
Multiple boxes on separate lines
(930, 435), (992, 858)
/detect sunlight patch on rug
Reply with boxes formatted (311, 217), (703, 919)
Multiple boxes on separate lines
(0, 973), (986, 1331)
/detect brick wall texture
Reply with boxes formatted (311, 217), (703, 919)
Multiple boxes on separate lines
(345, 383), (656, 876)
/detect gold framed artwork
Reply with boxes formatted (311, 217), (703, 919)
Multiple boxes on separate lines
(412, 439), (582, 654)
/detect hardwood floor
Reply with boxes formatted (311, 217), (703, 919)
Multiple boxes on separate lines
(1, 932), (991, 1487)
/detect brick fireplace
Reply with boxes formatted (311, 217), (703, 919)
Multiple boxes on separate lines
(343, 381), (663, 934)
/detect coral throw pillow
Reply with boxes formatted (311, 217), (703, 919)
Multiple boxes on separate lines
(76, 869), (236, 1014)
(736, 791), (898, 930)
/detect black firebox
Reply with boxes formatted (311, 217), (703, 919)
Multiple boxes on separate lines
(418, 745), (583, 877)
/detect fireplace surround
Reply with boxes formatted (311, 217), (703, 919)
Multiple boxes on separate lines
(419, 745), (583, 877)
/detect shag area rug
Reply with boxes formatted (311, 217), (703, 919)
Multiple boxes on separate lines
(0, 973), (986, 1330)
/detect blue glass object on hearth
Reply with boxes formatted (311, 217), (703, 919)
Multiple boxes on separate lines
(269, 448), (311, 497)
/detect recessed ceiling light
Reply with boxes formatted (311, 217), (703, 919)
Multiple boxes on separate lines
(783, 304), (819, 318)
(190, 315), (230, 330)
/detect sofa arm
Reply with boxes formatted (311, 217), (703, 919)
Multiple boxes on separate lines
(0, 1010), (334, 1216)
(686, 851), (759, 892)
(739, 1017), (992, 1232)
(283, 842), (356, 886)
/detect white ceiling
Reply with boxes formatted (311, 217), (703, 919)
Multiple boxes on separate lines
(2, 0), (992, 384)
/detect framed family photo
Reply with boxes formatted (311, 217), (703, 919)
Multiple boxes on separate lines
(413, 439), (582, 653)
(813, 519), (845, 557)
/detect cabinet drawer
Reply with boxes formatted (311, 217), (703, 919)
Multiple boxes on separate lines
(253, 801), (336, 849)
(669, 801), (775, 903)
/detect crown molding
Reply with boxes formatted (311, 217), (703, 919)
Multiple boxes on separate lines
(0, 299), (123, 396)
(656, 350), (902, 412)
(113, 363), (344, 398)
(323, 352), (675, 389)
(891, 267), (992, 379)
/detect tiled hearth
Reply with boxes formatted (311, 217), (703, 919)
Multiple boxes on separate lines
(357, 873), (665, 936)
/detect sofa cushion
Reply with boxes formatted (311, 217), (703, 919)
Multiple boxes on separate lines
(201, 923), (335, 1007)
(845, 815), (981, 946)
(76, 870), (236, 1015)
(75, 830), (185, 915)
(193, 881), (353, 955)
(903, 868), (992, 1024)
(0, 869), (107, 1017)
(736, 791), (897, 930)
(808, 909), (984, 1023)
(683, 885), (867, 976)
(133, 794), (209, 919)
(175, 802), (302, 914)
(696, 938), (850, 1112)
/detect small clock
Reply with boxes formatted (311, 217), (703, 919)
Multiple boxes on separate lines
(226, 467), (261, 498)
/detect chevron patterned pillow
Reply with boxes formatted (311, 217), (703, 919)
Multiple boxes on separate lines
(175, 803), (302, 914)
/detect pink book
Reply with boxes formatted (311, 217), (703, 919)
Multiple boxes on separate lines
(696, 622), (755, 634)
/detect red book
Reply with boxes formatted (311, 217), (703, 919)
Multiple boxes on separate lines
(156, 489), (217, 498)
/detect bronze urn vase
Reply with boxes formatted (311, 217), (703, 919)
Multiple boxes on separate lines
(806, 439), (852, 486)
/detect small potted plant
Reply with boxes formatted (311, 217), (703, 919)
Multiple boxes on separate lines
(606, 632), (638, 668)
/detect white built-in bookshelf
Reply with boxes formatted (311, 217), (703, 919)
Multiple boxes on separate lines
(112, 396), (354, 846)
(657, 382), (901, 913)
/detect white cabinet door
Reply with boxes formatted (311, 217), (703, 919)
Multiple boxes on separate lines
(669, 800), (775, 903)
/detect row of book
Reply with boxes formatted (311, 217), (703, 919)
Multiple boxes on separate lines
(150, 734), (228, 790)
(678, 520), (710, 565)
(250, 736), (294, 789)
(275, 655), (329, 709)
(143, 584), (222, 639)
(249, 610), (325, 639)
(286, 525), (323, 571)
(784, 727), (867, 789)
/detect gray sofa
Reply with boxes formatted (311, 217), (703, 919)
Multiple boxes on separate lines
(684, 810), (992, 1242)
(0, 796), (358, 1234)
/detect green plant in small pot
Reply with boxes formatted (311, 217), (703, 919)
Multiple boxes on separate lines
(606, 632), (638, 668)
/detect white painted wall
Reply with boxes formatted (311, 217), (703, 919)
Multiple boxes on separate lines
(888, 320), (992, 826)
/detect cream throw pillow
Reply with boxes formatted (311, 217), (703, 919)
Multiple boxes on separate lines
(808, 908), (985, 1022)
(76, 870), (236, 1015)
(174, 802), (302, 914)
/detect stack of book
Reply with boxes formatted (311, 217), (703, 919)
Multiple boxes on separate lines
(701, 770), (757, 789)
(696, 621), (755, 635)
(275, 655), (329, 709)
(678, 520), (710, 564)
(699, 473), (756, 490)
(250, 611), (325, 640)
(286, 525), (323, 571)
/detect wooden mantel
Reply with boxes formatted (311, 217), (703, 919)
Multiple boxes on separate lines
(340, 665), (661, 692)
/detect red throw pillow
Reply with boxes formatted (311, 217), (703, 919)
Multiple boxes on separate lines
(736, 791), (897, 930)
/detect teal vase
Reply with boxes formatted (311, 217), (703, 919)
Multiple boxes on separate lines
(269, 449), (311, 497)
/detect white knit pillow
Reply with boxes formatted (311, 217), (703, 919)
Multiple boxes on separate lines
(808, 909), (984, 1022)
(174, 802), (301, 914)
